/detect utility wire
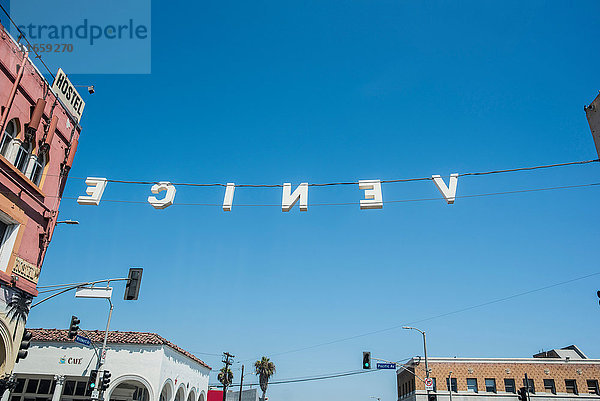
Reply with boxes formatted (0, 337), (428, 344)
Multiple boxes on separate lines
(209, 368), (383, 388)
(0, 4), (55, 78)
(238, 271), (600, 362)
(29, 158), (598, 187)
(99, 159), (600, 188)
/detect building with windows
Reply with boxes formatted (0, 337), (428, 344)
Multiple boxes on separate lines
(10, 328), (211, 401)
(397, 346), (600, 401)
(0, 20), (83, 378)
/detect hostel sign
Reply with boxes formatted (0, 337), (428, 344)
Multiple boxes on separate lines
(51, 68), (85, 123)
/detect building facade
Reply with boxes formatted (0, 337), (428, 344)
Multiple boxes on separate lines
(398, 346), (600, 401)
(0, 20), (83, 377)
(11, 329), (211, 401)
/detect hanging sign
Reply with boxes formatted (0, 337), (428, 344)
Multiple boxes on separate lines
(51, 68), (85, 123)
(76, 175), (459, 211)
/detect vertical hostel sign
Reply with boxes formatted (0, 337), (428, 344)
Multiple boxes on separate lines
(51, 68), (85, 123)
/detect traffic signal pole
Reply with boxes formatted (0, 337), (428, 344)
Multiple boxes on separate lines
(92, 298), (114, 400)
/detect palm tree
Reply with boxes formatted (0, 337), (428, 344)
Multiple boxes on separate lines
(254, 356), (276, 401)
(6, 290), (32, 340)
(218, 366), (233, 387)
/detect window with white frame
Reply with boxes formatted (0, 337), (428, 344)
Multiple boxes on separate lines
(0, 213), (19, 273)
(27, 153), (46, 186)
(0, 119), (17, 158)
(13, 140), (31, 174)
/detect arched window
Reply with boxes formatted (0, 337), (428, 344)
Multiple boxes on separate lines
(0, 119), (17, 157)
(27, 153), (46, 186)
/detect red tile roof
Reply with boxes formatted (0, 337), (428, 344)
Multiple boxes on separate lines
(29, 328), (211, 370)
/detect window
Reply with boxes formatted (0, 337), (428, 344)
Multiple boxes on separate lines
(446, 378), (457, 392)
(13, 141), (31, 174)
(0, 217), (19, 273)
(485, 378), (496, 393)
(27, 153), (45, 186)
(504, 378), (516, 393)
(565, 380), (578, 395)
(9, 376), (58, 401)
(544, 379), (556, 394)
(467, 378), (478, 393)
(0, 119), (17, 157)
(523, 378), (535, 394)
(587, 380), (599, 395)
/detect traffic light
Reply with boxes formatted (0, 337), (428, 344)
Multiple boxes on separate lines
(68, 316), (80, 339)
(362, 351), (371, 369)
(88, 370), (98, 390)
(15, 330), (32, 362)
(517, 387), (527, 401)
(428, 395), (437, 401)
(100, 371), (111, 391)
(124, 268), (143, 300)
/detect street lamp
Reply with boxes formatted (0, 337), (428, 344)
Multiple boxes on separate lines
(370, 397), (381, 401)
(56, 220), (79, 225)
(402, 326), (429, 379)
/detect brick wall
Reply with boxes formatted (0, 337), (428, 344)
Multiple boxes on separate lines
(408, 360), (600, 395)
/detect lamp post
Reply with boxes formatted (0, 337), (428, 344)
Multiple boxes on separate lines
(56, 220), (79, 225)
(402, 326), (429, 379)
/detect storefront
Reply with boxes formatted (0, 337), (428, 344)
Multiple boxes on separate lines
(10, 329), (211, 401)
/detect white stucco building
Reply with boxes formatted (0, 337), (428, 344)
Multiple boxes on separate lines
(9, 329), (211, 401)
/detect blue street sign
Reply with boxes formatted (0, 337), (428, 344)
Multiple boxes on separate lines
(377, 362), (396, 369)
(74, 334), (91, 347)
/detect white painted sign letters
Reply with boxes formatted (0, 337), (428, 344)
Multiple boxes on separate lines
(147, 182), (176, 209)
(282, 183), (308, 212)
(359, 180), (383, 209)
(432, 174), (458, 204)
(77, 177), (107, 205)
(223, 183), (235, 212)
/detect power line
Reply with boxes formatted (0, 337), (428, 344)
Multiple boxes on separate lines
(209, 368), (385, 388)
(238, 271), (600, 362)
(94, 158), (600, 188)
(0, 4), (55, 79)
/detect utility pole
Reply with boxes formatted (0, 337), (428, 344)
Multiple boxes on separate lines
(238, 364), (244, 401)
(448, 371), (453, 401)
(222, 352), (234, 401)
(524, 373), (531, 401)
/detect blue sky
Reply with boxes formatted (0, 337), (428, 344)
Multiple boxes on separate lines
(5, 1), (600, 400)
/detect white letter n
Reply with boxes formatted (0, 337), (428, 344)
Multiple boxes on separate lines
(282, 183), (308, 212)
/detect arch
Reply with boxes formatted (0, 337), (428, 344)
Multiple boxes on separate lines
(0, 118), (19, 158)
(159, 379), (175, 401)
(105, 374), (154, 401)
(0, 316), (12, 375)
(174, 383), (186, 401)
(198, 390), (206, 401)
(187, 388), (197, 401)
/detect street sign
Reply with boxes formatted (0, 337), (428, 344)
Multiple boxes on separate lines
(425, 378), (434, 391)
(75, 287), (113, 299)
(74, 335), (91, 347)
(376, 362), (397, 369)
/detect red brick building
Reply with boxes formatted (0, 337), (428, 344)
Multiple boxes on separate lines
(0, 20), (83, 377)
(398, 346), (600, 401)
